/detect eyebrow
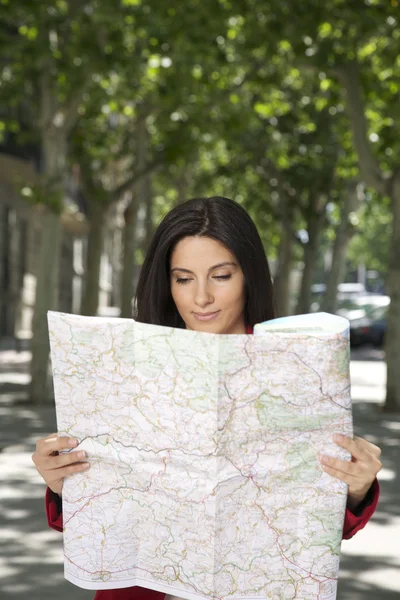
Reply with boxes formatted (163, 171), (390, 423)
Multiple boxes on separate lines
(170, 261), (237, 274)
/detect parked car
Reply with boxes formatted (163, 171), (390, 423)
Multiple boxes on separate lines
(336, 295), (390, 347)
(310, 283), (367, 312)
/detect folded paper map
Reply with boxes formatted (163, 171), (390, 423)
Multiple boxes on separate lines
(48, 311), (353, 600)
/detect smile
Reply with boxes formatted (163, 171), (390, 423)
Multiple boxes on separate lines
(193, 311), (220, 321)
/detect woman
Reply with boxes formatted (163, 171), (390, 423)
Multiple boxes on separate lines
(32, 196), (382, 600)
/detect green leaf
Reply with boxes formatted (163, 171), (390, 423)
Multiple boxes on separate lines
(254, 102), (273, 118)
(318, 22), (332, 39)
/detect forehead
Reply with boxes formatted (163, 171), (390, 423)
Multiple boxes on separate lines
(170, 236), (235, 264)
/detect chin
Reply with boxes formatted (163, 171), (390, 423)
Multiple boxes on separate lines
(189, 320), (222, 332)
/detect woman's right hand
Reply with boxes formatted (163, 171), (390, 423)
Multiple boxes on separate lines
(32, 433), (90, 497)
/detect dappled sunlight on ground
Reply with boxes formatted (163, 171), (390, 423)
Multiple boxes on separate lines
(0, 369), (92, 599)
(337, 400), (400, 599)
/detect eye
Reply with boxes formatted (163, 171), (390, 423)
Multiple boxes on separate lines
(174, 275), (231, 284)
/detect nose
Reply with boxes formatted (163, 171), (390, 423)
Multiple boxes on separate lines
(193, 280), (214, 308)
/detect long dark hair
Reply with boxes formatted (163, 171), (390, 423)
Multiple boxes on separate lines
(134, 196), (276, 328)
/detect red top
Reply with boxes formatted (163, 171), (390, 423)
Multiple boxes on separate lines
(46, 323), (380, 599)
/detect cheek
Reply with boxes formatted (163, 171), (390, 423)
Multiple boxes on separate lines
(221, 281), (245, 306)
(235, 281), (246, 309)
(171, 284), (188, 308)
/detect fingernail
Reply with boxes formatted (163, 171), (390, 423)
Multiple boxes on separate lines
(78, 451), (86, 459)
(82, 463), (90, 470)
(68, 438), (78, 447)
(334, 434), (343, 442)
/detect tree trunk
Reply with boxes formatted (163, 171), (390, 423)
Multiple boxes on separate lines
(120, 196), (139, 318)
(8, 209), (22, 336)
(384, 174), (400, 411)
(29, 77), (66, 403)
(176, 165), (189, 206)
(29, 65), (86, 402)
(143, 176), (154, 253)
(0, 205), (10, 336)
(120, 118), (149, 317)
(321, 182), (363, 314)
(81, 203), (106, 316)
(337, 60), (400, 411)
(30, 210), (62, 403)
(296, 195), (326, 315)
(0, 205), (4, 335)
(0, 206), (22, 336)
(274, 214), (295, 317)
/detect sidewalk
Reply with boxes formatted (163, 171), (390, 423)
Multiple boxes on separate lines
(1, 347), (399, 599)
(0, 348), (92, 599)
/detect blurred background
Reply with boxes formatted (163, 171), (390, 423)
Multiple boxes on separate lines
(0, 1), (399, 598)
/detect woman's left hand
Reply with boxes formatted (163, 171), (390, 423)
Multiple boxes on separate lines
(319, 434), (382, 511)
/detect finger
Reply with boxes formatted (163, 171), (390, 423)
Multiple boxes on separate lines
(319, 454), (362, 478)
(38, 435), (78, 456)
(35, 433), (59, 452)
(354, 436), (382, 459)
(49, 450), (87, 470)
(321, 464), (355, 487)
(59, 462), (90, 477)
(333, 434), (368, 461)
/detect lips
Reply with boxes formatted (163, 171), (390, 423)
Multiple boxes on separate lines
(193, 310), (220, 321)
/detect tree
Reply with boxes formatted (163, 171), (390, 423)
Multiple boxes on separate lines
(72, 109), (162, 317)
(120, 117), (150, 317)
(0, 2), (96, 402)
(296, 193), (328, 314)
(239, 0), (400, 409)
(321, 181), (364, 313)
(346, 194), (391, 281)
(337, 61), (400, 411)
(0, 0), (144, 401)
(68, 0), (236, 316)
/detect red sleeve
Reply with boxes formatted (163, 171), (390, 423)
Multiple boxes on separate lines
(342, 478), (380, 540)
(45, 487), (63, 532)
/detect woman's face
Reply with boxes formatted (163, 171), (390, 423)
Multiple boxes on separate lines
(170, 236), (247, 334)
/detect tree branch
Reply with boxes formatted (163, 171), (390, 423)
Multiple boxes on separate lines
(66, 0), (83, 19)
(256, 161), (301, 245)
(257, 159), (298, 204)
(62, 81), (89, 134)
(335, 61), (387, 195)
(39, 68), (57, 131)
(112, 156), (163, 201)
